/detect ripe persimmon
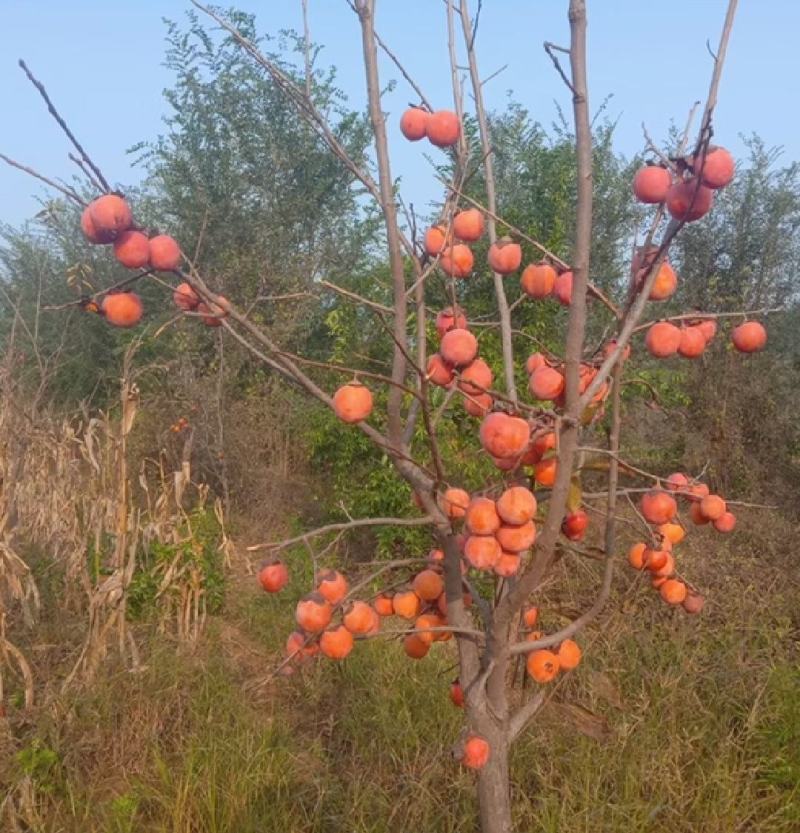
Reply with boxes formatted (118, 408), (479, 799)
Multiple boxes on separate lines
(465, 497), (501, 535)
(80, 204), (115, 244)
(678, 326), (706, 358)
(373, 593), (395, 617)
(148, 234), (182, 271)
(648, 262), (678, 301)
(258, 560), (288, 593)
(494, 551), (521, 577)
(689, 501), (710, 525)
(694, 146), (734, 189)
(459, 358), (493, 396)
(487, 238), (522, 275)
(343, 601), (375, 635)
(495, 520), (536, 552)
(393, 590), (422, 620)
(453, 208), (484, 241)
(440, 328), (478, 367)
(561, 510), (588, 541)
(88, 194), (133, 238)
(534, 456), (558, 487)
(697, 319), (718, 342)
(523, 606), (539, 628)
(527, 649), (560, 683)
(558, 639), (582, 670)
(659, 578), (687, 605)
(682, 592), (706, 614)
(320, 625), (354, 659)
(645, 321), (682, 357)
(633, 165), (671, 204)
(173, 282), (199, 311)
(399, 107), (429, 141)
(440, 243), (474, 278)
(426, 110), (461, 147)
(666, 179), (714, 222)
(713, 511), (736, 533)
(658, 522), (685, 545)
(113, 230), (150, 269)
(732, 321), (767, 353)
(412, 569), (444, 601)
(479, 412), (530, 459)
(628, 542), (646, 570)
(435, 305), (467, 337)
(553, 271), (573, 306)
(427, 353), (455, 387)
(101, 292), (143, 328)
(295, 592), (333, 632)
(521, 262), (557, 298)
(464, 535), (502, 570)
(666, 472), (689, 492)
(525, 352), (547, 375)
(496, 486), (537, 525)
(333, 382), (373, 423)
(439, 487), (470, 519)
(700, 494), (726, 521)
(317, 569), (349, 605)
(529, 366), (565, 401)
(464, 392), (493, 418)
(403, 633), (430, 659)
(450, 679), (465, 707)
(640, 490), (677, 524)
(425, 225), (449, 256)
(462, 735), (490, 769)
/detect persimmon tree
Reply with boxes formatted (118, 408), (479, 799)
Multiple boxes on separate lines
(3, 0), (786, 829)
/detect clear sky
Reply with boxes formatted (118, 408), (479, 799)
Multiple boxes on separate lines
(1, 0), (797, 228)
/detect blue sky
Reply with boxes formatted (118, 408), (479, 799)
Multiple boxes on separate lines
(1, 0), (797, 228)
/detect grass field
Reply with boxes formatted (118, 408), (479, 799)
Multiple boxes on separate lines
(2, 513), (799, 832)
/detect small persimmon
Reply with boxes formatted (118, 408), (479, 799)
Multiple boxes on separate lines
(628, 542), (646, 570)
(496, 486), (537, 525)
(399, 107), (429, 141)
(333, 383), (373, 423)
(558, 639), (582, 670)
(101, 292), (143, 328)
(412, 569), (444, 601)
(316, 569), (349, 605)
(113, 230), (150, 269)
(173, 282), (199, 311)
(479, 412), (530, 459)
(658, 522), (685, 545)
(258, 560), (288, 593)
(450, 679), (465, 707)
(520, 262), (557, 298)
(461, 735), (490, 769)
(426, 110), (461, 147)
(523, 606), (539, 628)
(439, 487), (470, 519)
(464, 535), (502, 570)
(527, 649), (560, 683)
(452, 208), (484, 241)
(343, 601), (375, 635)
(534, 457), (558, 487)
(440, 328), (478, 367)
(148, 234), (182, 271)
(659, 579), (688, 605)
(320, 625), (354, 660)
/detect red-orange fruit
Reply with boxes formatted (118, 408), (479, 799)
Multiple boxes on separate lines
(440, 243), (474, 278)
(426, 110), (461, 147)
(439, 487), (470, 519)
(487, 239), (522, 275)
(697, 319), (718, 342)
(365, 607), (381, 635)
(689, 501), (710, 526)
(523, 606), (539, 628)
(494, 551), (521, 577)
(659, 578), (688, 605)
(393, 590), (422, 620)
(414, 613), (443, 645)
(88, 194), (133, 238)
(373, 593), (394, 617)
(465, 497), (501, 535)
(534, 457), (558, 487)
(643, 547), (669, 572)
(440, 328), (478, 367)
(495, 520), (536, 552)
(659, 522), (686, 545)
(197, 297), (229, 327)
(645, 321), (682, 358)
(462, 735), (490, 769)
(651, 551), (676, 578)
(713, 511), (736, 533)
(436, 590), (472, 617)
(529, 366), (565, 401)
(450, 679), (465, 707)
(666, 179), (714, 222)
(561, 510), (588, 541)
(525, 352), (547, 375)
(343, 601), (374, 635)
(403, 633), (430, 659)
(333, 383), (373, 423)
(148, 234), (182, 271)
(425, 225), (449, 256)
(700, 494), (726, 521)
(651, 575), (668, 590)
(496, 486), (537, 525)
(316, 569), (349, 605)
(113, 230), (150, 269)
(435, 305), (467, 337)
(399, 107), (429, 141)
(688, 482), (710, 502)
(628, 542), (646, 570)
(682, 592), (706, 614)
(666, 472), (689, 492)
(452, 208), (485, 242)
(632, 165), (672, 204)
(527, 649), (560, 683)
(678, 326), (707, 358)
(80, 205), (115, 244)
(479, 412), (530, 459)
(553, 271), (573, 306)
(464, 535), (502, 570)
(413, 569), (444, 602)
(427, 353), (455, 387)
(258, 560), (288, 593)
(285, 630), (316, 661)
(464, 392), (493, 418)
(558, 639), (582, 670)
(491, 455), (520, 472)
(295, 592), (333, 632)
(520, 262), (557, 298)
(731, 321), (767, 353)
(101, 292), (143, 328)
(173, 282), (199, 311)
(320, 625), (354, 659)
(427, 548), (445, 565)
(648, 262), (678, 301)
(459, 358), (493, 396)
(532, 431), (557, 460)
(602, 339), (632, 362)
(640, 490), (677, 524)
(694, 146), (735, 189)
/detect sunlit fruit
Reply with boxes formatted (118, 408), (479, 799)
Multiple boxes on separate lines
(645, 321), (682, 358)
(295, 592), (333, 632)
(496, 486), (537, 525)
(393, 589), (422, 620)
(440, 243), (474, 278)
(488, 238), (522, 275)
(149, 234), (182, 271)
(527, 649), (560, 683)
(439, 487), (470, 519)
(465, 497), (501, 535)
(400, 107), (429, 141)
(317, 569), (349, 605)
(633, 165), (672, 203)
(333, 383), (373, 423)
(101, 292), (143, 328)
(320, 625), (354, 659)
(479, 412), (530, 459)
(435, 305), (467, 337)
(666, 178), (714, 222)
(640, 490), (677, 524)
(461, 734), (490, 769)
(731, 321), (767, 353)
(343, 601), (375, 635)
(453, 208), (484, 241)
(113, 230), (150, 269)
(426, 110), (461, 147)
(425, 225), (449, 256)
(558, 639), (582, 670)
(440, 328), (478, 367)
(258, 560), (288, 593)
(693, 146), (734, 189)
(521, 262), (557, 298)
(659, 578), (687, 605)
(464, 535), (502, 570)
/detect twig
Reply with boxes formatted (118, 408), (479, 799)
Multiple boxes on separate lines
(0, 153), (85, 206)
(543, 41), (577, 95)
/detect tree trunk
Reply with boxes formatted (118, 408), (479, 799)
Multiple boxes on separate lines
(476, 728), (513, 833)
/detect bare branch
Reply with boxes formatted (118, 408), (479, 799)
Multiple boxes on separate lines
(0, 153), (85, 206)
